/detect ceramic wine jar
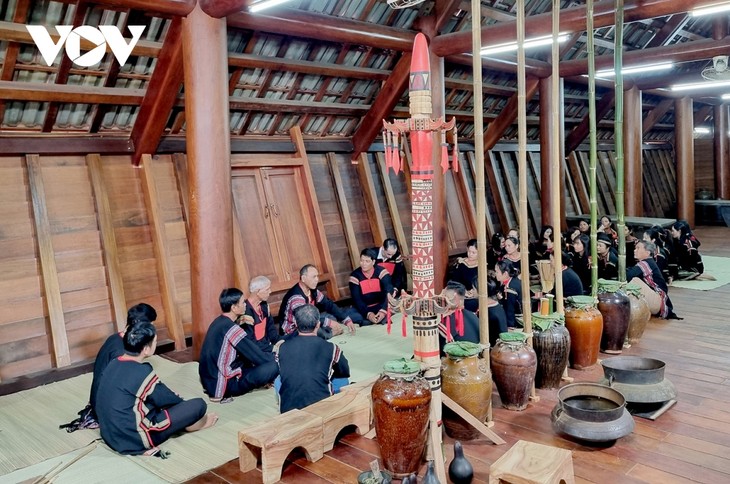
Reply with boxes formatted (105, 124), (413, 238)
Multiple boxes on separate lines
(531, 313), (571, 389)
(564, 296), (603, 370)
(490, 332), (537, 411)
(441, 341), (492, 440)
(371, 359), (431, 477)
(597, 280), (630, 354)
(625, 283), (651, 345)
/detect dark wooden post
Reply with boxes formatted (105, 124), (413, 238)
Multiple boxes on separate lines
(624, 85), (643, 216)
(540, 76), (556, 227)
(675, 96), (694, 226)
(429, 40), (448, 293)
(714, 103), (730, 199)
(559, 78), (567, 230)
(183, 4), (234, 358)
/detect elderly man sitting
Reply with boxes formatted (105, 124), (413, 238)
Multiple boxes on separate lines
(627, 240), (678, 319)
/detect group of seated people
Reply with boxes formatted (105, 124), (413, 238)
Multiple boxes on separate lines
(82, 261), (366, 457)
(81, 223), (702, 457)
(448, 217), (703, 327)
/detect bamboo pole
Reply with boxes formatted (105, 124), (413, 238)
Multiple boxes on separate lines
(587, 0), (599, 298)
(472, 0), (491, 384)
(517, 0), (537, 401)
(615, 0), (627, 281)
(551, 0), (563, 314)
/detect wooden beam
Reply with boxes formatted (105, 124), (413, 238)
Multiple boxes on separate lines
(131, 17), (184, 165)
(467, 151), (496, 235)
(85, 0), (195, 16)
(227, 9), (415, 52)
(230, 97), (370, 115)
(327, 153), (360, 268)
(447, 52), (552, 77)
(714, 104), (730, 199)
(0, 20), (160, 57)
(25, 154), (71, 368)
(292, 126), (340, 300)
(694, 105), (714, 127)
(642, 99), (674, 135)
(453, 153), (478, 238)
(228, 52), (389, 81)
(565, 91), (616, 154)
(0, 0), (31, 126)
(560, 35), (730, 78)
(42, 0), (89, 133)
(432, 0), (718, 56)
(140, 155), (186, 350)
(350, 52), (412, 160)
(645, 14), (688, 48)
(355, 153), (387, 246)
(199, 0), (249, 18)
(183, 4), (234, 358)
(0, 80), (143, 105)
(87, 153), (127, 332)
(675, 97), (694, 225)
(0, 136), (133, 154)
(484, 76), (540, 151)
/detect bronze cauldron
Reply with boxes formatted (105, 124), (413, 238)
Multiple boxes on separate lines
(551, 383), (635, 442)
(599, 356), (677, 404)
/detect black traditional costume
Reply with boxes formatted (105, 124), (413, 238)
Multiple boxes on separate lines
(348, 265), (392, 323)
(198, 315), (278, 400)
(278, 283), (353, 335)
(277, 334), (350, 413)
(241, 299), (280, 353)
(97, 357), (206, 455)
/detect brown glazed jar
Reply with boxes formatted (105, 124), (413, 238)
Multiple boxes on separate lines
(625, 283), (651, 345)
(531, 313), (571, 389)
(371, 359), (431, 477)
(564, 296), (603, 370)
(490, 332), (537, 411)
(441, 341), (492, 440)
(597, 280), (631, 354)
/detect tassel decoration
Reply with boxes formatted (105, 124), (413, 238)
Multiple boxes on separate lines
(402, 313), (407, 337)
(386, 306), (392, 335)
(383, 129), (390, 169)
(441, 314), (453, 343)
(452, 125), (459, 173)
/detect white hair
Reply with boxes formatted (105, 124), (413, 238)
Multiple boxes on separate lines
(249, 275), (271, 293)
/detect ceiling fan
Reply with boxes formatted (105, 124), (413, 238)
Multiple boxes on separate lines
(701, 56), (730, 81)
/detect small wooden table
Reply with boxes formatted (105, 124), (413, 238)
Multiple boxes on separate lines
(489, 440), (575, 484)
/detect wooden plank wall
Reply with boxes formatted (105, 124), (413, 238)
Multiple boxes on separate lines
(694, 138), (716, 195)
(0, 143), (679, 383)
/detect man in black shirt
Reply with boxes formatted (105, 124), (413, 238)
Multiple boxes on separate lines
(276, 305), (350, 413)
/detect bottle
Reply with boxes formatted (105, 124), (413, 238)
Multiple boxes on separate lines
(448, 441), (473, 484)
(422, 460), (440, 484)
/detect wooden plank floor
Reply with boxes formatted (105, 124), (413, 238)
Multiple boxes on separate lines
(182, 226), (730, 484)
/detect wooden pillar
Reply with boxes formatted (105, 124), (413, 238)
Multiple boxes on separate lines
(714, 104), (730, 200)
(429, 36), (448, 293)
(675, 96), (695, 226)
(540, 76), (556, 227)
(183, 4), (234, 358)
(624, 85), (643, 216)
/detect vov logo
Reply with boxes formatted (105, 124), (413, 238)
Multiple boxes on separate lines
(26, 25), (145, 67)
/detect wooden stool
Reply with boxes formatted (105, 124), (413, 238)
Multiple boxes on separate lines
(303, 387), (371, 451)
(239, 409), (324, 484)
(489, 440), (575, 484)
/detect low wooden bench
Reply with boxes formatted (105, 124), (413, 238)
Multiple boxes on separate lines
(489, 440), (574, 484)
(239, 409), (324, 484)
(695, 199), (730, 227)
(238, 381), (374, 483)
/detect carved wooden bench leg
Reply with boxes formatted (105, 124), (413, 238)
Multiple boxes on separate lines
(239, 409), (324, 484)
(303, 387), (372, 452)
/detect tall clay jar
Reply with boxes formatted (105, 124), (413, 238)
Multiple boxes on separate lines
(597, 279), (631, 354)
(625, 283), (651, 345)
(371, 359), (431, 477)
(441, 341), (492, 440)
(531, 313), (571, 389)
(490, 332), (537, 411)
(564, 296), (603, 370)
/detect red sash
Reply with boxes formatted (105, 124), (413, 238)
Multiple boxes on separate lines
(254, 320), (266, 340)
(360, 277), (381, 295)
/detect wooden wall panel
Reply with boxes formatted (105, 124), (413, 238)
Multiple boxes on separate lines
(695, 138), (715, 195)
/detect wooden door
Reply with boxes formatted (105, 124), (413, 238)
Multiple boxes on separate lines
(231, 170), (284, 283)
(261, 167), (321, 280)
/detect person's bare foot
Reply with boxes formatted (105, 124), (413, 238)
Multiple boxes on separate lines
(186, 413), (219, 432)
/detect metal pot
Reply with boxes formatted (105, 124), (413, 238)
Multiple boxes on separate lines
(599, 356), (677, 403)
(551, 383), (635, 442)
